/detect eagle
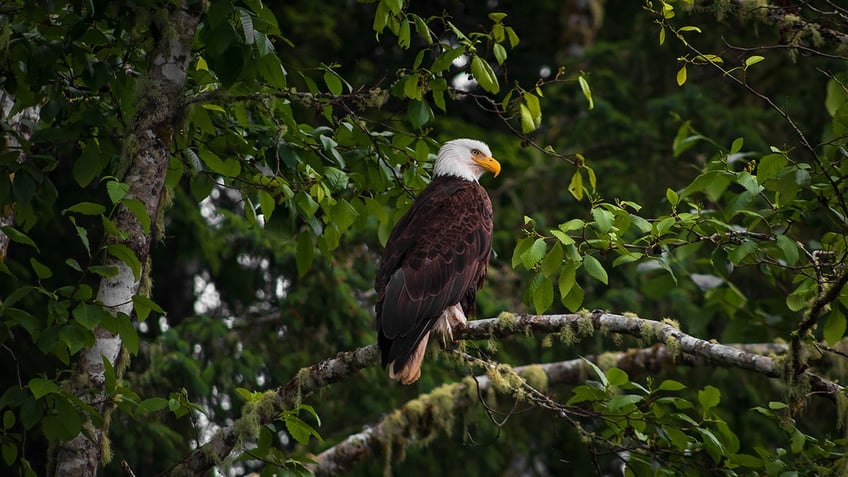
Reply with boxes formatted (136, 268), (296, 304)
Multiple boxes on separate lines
(375, 138), (501, 384)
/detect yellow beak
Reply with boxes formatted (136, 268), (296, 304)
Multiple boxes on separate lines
(472, 156), (501, 177)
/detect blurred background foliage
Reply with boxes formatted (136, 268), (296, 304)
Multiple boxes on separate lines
(1, 0), (847, 475)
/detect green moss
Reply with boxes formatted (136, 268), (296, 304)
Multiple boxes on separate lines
(610, 332), (623, 347)
(597, 352), (619, 370)
(664, 335), (680, 361)
(661, 318), (680, 330)
(577, 314), (595, 338)
(558, 325), (577, 346)
(519, 365), (548, 392)
(233, 401), (261, 442)
(637, 319), (655, 347)
(497, 311), (518, 332)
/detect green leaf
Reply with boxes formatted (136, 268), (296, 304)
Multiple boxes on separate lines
(519, 104), (536, 134)
(198, 148), (241, 177)
(744, 55), (765, 69)
(106, 181), (130, 204)
(607, 394), (642, 411)
(757, 153), (787, 183)
(73, 140), (105, 187)
(132, 295), (164, 321)
(244, 196), (257, 228)
(3, 410), (14, 430)
(568, 170), (584, 200)
(698, 427), (725, 462)
(237, 7), (255, 44)
(139, 397), (170, 414)
(493, 43), (507, 65)
(470, 56), (499, 94)
(728, 239), (757, 264)
(398, 17), (411, 48)
(790, 427), (805, 454)
(431, 47), (465, 73)
(323, 70), (343, 96)
(1, 441), (15, 466)
(407, 99), (431, 130)
(412, 14), (432, 44)
(63, 202), (107, 216)
(582, 358), (608, 387)
(787, 279), (815, 312)
(106, 243), (142, 280)
(122, 198), (151, 235)
(296, 231), (314, 276)
(29, 378), (58, 399)
(541, 242), (563, 277)
(676, 65), (687, 86)
(520, 238), (547, 270)
(775, 234), (799, 266)
(657, 379), (686, 391)
(29, 257), (52, 280)
(605, 367), (629, 387)
(530, 274), (554, 314)
(729, 137), (744, 155)
(826, 75), (848, 116)
(582, 255), (608, 285)
(523, 92), (541, 125)
(103, 355), (117, 395)
(592, 208), (612, 233)
(558, 262), (576, 298)
(103, 312), (139, 355)
(561, 281), (584, 311)
(284, 414), (322, 445)
(72, 303), (107, 330)
(258, 190), (276, 221)
(823, 308), (846, 346)
(0, 226), (39, 252)
(698, 385), (720, 413)
(505, 26), (520, 47)
(665, 188), (679, 207)
(578, 74), (593, 109)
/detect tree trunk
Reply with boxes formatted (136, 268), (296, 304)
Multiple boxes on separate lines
(50, 2), (204, 475)
(0, 89), (41, 262)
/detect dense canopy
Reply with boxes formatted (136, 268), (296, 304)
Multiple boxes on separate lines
(0, 1), (847, 476)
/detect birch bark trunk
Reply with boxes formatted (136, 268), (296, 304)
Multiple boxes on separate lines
(50, 2), (204, 475)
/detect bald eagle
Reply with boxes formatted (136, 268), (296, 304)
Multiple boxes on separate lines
(376, 138), (501, 384)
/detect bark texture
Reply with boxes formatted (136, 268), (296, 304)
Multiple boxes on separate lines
(51, 3), (203, 475)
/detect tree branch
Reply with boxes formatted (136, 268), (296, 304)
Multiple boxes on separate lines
(308, 342), (793, 476)
(161, 311), (844, 476)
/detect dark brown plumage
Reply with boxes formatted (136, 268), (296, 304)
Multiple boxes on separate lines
(375, 138), (500, 384)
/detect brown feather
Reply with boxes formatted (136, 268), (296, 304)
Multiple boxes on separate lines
(376, 175), (493, 383)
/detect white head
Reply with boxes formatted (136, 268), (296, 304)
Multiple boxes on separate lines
(433, 138), (501, 182)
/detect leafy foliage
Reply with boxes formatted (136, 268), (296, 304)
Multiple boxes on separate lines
(0, 0), (847, 475)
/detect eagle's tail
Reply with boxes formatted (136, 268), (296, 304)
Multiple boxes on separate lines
(389, 331), (430, 384)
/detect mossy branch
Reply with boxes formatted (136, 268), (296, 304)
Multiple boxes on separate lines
(161, 311), (843, 476)
(309, 342), (795, 476)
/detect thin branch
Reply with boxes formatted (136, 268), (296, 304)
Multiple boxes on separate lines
(160, 311), (843, 476)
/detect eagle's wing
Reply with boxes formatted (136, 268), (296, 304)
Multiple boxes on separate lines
(376, 178), (493, 373)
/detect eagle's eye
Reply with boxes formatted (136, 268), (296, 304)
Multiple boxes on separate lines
(470, 148), (482, 156)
